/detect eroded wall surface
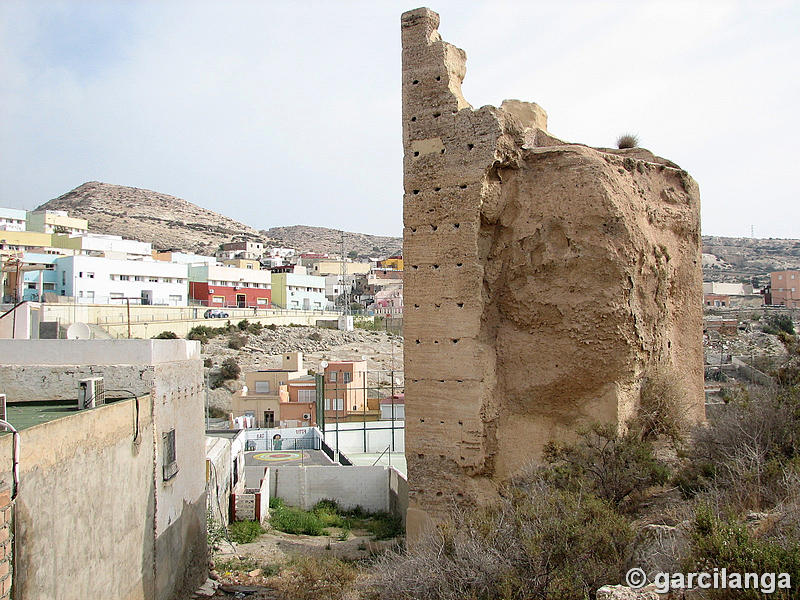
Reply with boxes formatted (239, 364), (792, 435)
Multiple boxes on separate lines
(401, 8), (704, 532)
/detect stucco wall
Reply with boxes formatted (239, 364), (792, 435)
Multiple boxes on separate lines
(0, 397), (157, 600)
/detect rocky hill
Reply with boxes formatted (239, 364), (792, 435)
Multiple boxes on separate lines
(36, 181), (266, 254)
(702, 235), (800, 283)
(262, 225), (402, 257)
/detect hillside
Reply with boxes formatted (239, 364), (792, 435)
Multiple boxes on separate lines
(36, 181), (266, 254)
(701, 235), (800, 283)
(262, 225), (402, 257)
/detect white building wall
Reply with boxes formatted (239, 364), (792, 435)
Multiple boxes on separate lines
(56, 255), (189, 305)
(284, 273), (327, 310)
(0, 207), (27, 231)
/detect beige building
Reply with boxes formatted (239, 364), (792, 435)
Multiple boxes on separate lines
(0, 339), (207, 600)
(302, 258), (371, 277)
(231, 352), (307, 427)
(26, 210), (88, 235)
(221, 258), (261, 270)
(323, 359), (367, 421)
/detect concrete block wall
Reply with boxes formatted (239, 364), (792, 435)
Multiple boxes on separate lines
(269, 466), (393, 513)
(0, 485), (10, 600)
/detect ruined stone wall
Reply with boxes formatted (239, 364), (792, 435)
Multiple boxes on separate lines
(401, 8), (704, 535)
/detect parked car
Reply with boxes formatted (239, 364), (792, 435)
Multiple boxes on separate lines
(203, 309), (229, 319)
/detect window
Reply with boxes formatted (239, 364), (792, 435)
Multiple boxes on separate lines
(149, 277), (158, 282)
(163, 278), (172, 283)
(86, 272), (95, 279)
(343, 372), (352, 383)
(134, 276), (144, 281)
(119, 275), (130, 281)
(329, 371), (337, 383)
(257, 298), (268, 305)
(110, 292), (124, 300)
(298, 389), (315, 403)
(255, 381), (270, 394)
(212, 296), (224, 304)
(162, 429), (178, 481)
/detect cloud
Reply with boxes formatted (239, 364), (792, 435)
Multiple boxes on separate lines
(1, 0), (798, 238)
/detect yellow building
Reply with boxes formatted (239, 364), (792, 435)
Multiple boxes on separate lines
(0, 231), (56, 256)
(26, 210), (88, 235)
(231, 352), (307, 427)
(379, 255), (403, 270)
(221, 258), (261, 270)
(302, 259), (371, 277)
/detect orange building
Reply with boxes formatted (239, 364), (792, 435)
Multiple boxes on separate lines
(771, 270), (800, 308)
(323, 360), (367, 421)
(278, 376), (318, 427)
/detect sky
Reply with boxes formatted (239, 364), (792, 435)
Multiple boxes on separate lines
(1, 0), (798, 239)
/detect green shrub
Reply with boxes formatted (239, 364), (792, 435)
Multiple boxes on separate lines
(219, 357), (241, 380)
(203, 357), (213, 368)
(684, 505), (800, 599)
(543, 423), (670, 507)
(237, 319), (250, 331)
(763, 314), (796, 336)
(367, 512), (403, 540)
(267, 323), (278, 331)
(152, 331), (178, 339)
(229, 520), (264, 544)
(270, 504), (326, 536)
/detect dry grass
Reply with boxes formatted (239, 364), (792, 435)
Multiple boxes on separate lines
(616, 133), (639, 149)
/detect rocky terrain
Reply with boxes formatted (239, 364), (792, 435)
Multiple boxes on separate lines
(701, 235), (800, 283)
(37, 181), (267, 255)
(262, 225), (401, 258)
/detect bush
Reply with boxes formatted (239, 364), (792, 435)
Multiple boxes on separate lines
(763, 314), (796, 336)
(237, 319), (250, 331)
(677, 387), (800, 510)
(267, 323), (278, 331)
(543, 423), (670, 507)
(616, 133), (639, 149)
(633, 367), (690, 442)
(269, 555), (358, 600)
(219, 357), (241, 380)
(270, 503), (326, 536)
(203, 357), (213, 368)
(229, 520), (264, 544)
(152, 331), (178, 339)
(228, 335), (247, 350)
(684, 505), (800, 599)
(366, 481), (633, 600)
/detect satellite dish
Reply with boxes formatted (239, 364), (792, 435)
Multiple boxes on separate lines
(66, 322), (92, 340)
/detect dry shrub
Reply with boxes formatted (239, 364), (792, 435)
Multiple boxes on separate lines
(267, 555), (358, 600)
(543, 423), (670, 508)
(364, 480), (633, 600)
(678, 386), (800, 512)
(634, 367), (690, 442)
(616, 133), (639, 149)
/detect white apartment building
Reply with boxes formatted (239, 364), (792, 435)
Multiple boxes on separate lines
(55, 255), (189, 305)
(0, 208), (27, 232)
(51, 233), (153, 259)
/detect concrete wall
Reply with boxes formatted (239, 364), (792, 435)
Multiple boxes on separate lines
(0, 339), (207, 600)
(269, 465), (392, 513)
(0, 485), (12, 599)
(0, 397), (157, 600)
(33, 302), (340, 338)
(206, 437), (232, 527)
